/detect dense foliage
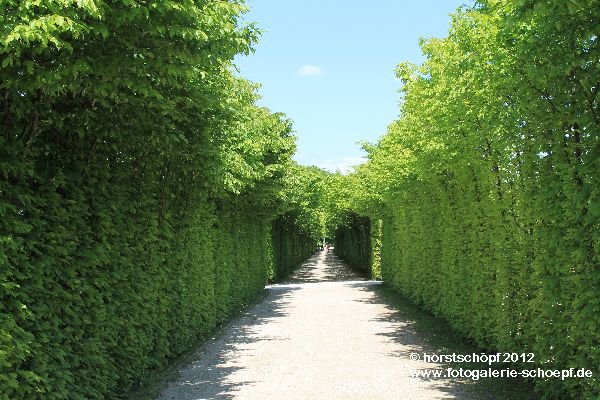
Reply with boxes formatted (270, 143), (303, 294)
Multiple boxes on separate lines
(268, 165), (326, 280)
(330, 210), (372, 276)
(271, 213), (316, 280)
(332, 1), (599, 398)
(270, 165), (328, 279)
(2, 0), (598, 398)
(326, 171), (382, 278)
(0, 1), (318, 399)
(333, 218), (369, 275)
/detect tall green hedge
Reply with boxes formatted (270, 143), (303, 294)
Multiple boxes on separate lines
(268, 165), (328, 280)
(332, 1), (599, 398)
(332, 212), (372, 277)
(0, 178), (309, 400)
(0, 1), (319, 399)
(271, 213), (318, 281)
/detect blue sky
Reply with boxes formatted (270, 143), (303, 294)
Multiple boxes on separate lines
(235, 1), (473, 172)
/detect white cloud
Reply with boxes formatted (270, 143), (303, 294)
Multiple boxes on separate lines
(296, 65), (325, 77)
(314, 157), (367, 174)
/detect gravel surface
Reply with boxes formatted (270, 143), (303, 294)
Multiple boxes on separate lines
(156, 251), (489, 400)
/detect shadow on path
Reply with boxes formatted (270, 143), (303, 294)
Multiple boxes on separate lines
(349, 284), (536, 400)
(155, 250), (535, 400)
(157, 287), (300, 400)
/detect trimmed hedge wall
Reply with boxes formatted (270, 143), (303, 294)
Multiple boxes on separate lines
(0, 162), (312, 400)
(375, 168), (598, 398)
(0, 2), (318, 399)
(333, 213), (372, 277)
(271, 213), (318, 281)
(333, 1), (600, 398)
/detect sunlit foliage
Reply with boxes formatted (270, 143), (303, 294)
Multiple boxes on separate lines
(0, 1), (318, 398)
(331, 1), (599, 398)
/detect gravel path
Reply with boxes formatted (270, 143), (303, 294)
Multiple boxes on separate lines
(156, 251), (490, 400)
